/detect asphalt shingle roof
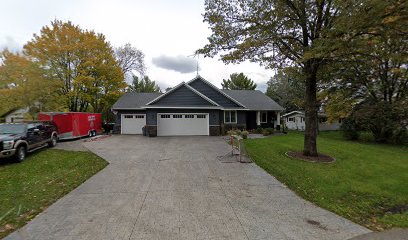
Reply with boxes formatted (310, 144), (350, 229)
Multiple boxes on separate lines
(221, 90), (284, 111)
(112, 92), (162, 109)
(112, 89), (284, 111)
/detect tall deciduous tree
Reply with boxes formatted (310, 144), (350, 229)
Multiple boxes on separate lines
(222, 73), (257, 90)
(266, 68), (305, 112)
(115, 43), (146, 77)
(323, 4), (408, 142)
(23, 20), (126, 113)
(0, 50), (65, 119)
(197, 0), (402, 156)
(128, 75), (161, 93)
(197, 0), (342, 156)
(319, 90), (355, 123)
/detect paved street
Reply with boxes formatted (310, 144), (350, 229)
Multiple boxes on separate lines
(6, 135), (370, 240)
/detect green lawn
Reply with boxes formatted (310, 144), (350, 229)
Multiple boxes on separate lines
(244, 131), (408, 231)
(0, 149), (108, 238)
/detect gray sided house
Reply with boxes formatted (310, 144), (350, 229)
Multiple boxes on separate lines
(112, 76), (284, 137)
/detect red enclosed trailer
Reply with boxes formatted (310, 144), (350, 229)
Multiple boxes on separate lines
(38, 112), (102, 140)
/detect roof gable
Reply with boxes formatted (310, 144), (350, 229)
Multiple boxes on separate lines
(146, 82), (219, 107)
(187, 76), (245, 108)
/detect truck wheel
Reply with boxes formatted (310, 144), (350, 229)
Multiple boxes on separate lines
(48, 135), (58, 147)
(15, 146), (26, 162)
(88, 131), (93, 138)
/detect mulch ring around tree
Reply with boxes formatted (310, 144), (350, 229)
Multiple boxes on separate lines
(285, 151), (336, 163)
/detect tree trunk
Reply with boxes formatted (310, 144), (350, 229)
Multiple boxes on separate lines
(303, 62), (318, 156)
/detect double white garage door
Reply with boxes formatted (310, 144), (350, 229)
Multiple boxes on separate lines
(157, 113), (209, 136)
(121, 113), (209, 136)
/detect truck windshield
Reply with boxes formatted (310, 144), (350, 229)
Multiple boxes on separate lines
(0, 124), (26, 134)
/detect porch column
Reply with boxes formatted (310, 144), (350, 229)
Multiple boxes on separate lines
(276, 111), (281, 130)
(256, 111), (260, 127)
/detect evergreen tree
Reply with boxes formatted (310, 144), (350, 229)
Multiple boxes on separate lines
(128, 75), (161, 93)
(221, 73), (257, 90)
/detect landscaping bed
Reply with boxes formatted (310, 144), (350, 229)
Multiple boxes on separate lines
(244, 131), (408, 231)
(0, 149), (108, 238)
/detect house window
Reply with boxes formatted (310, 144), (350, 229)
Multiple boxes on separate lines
(288, 117), (294, 122)
(134, 115), (144, 119)
(224, 111), (237, 123)
(173, 114), (182, 118)
(160, 115), (170, 118)
(124, 115), (133, 119)
(261, 112), (267, 123)
(196, 114), (206, 119)
(185, 115), (194, 118)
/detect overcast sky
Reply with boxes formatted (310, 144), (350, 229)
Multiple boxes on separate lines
(0, 0), (274, 91)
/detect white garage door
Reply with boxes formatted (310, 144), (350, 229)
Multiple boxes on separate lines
(121, 114), (146, 134)
(157, 113), (209, 136)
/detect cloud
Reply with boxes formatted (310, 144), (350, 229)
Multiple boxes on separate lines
(0, 36), (22, 52)
(152, 55), (200, 74)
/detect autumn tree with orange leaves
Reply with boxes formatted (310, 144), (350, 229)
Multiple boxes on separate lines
(23, 20), (126, 113)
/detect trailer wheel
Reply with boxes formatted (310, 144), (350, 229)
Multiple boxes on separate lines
(88, 131), (93, 138)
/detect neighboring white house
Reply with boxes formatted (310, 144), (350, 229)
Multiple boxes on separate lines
(4, 108), (29, 123)
(282, 111), (342, 131)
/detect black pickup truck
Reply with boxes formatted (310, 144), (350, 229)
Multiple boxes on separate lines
(0, 122), (58, 162)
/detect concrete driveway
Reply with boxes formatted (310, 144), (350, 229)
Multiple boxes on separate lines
(6, 136), (370, 240)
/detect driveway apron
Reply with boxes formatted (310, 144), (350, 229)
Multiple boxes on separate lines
(5, 135), (370, 240)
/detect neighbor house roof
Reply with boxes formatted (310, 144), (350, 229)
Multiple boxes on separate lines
(112, 92), (162, 109)
(221, 90), (284, 111)
(282, 111), (304, 117)
(282, 110), (326, 118)
(1, 107), (29, 118)
(0, 109), (18, 118)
